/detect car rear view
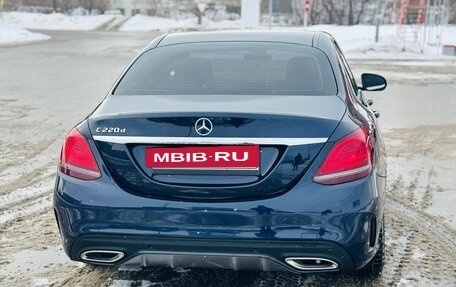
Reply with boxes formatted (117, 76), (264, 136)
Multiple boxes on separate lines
(54, 31), (386, 275)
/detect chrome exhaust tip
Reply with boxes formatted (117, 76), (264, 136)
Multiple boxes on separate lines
(80, 250), (125, 263)
(285, 257), (339, 271)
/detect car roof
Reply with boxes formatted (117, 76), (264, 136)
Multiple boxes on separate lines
(148, 30), (327, 49)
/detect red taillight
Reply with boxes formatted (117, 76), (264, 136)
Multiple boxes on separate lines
(313, 128), (372, 185)
(59, 128), (101, 180)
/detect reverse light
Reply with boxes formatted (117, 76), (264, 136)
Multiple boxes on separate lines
(313, 128), (372, 185)
(59, 128), (101, 180)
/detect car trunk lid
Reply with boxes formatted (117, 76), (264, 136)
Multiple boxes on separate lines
(89, 94), (346, 201)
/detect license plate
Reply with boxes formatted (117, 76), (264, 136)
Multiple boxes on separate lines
(145, 145), (260, 173)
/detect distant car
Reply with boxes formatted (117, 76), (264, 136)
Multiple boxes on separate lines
(54, 31), (387, 275)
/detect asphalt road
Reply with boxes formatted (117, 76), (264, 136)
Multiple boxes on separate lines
(1, 30), (456, 287)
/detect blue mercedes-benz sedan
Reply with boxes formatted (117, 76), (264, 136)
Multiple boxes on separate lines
(53, 30), (387, 275)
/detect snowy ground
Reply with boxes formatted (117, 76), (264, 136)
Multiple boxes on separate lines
(2, 11), (456, 60)
(1, 11), (456, 286)
(120, 14), (456, 59)
(3, 12), (118, 31)
(310, 25), (456, 59)
(0, 30), (456, 287)
(119, 14), (242, 32)
(0, 21), (49, 46)
(1, 12), (119, 45)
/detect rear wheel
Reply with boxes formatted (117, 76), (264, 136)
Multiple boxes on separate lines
(360, 217), (384, 276)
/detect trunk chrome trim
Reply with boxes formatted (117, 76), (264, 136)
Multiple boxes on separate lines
(92, 136), (328, 146)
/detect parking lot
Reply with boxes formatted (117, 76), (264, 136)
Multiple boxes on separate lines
(1, 30), (456, 287)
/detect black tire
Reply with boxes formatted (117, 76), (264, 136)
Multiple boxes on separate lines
(359, 217), (384, 277)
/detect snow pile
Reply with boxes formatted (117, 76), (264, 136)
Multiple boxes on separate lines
(3, 12), (118, 31)
(3, 11), (455, 59)
(0, 21), (50, 45)
(310, 25), (424, 57)
(207, 19), (242, 30)
(30, 278), (49, 287)
(299, 25), (456, 59)
(119, 16), (456, 58)
(119, 15), (196, 32)
(119, 14), (242, 32)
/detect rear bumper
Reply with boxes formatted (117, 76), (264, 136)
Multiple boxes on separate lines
(53, 169), (385, 273)
(71, 234), (354, 273)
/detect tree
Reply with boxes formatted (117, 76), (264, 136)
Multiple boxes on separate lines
(58, 0), (77, 13)
(345, 0), (370, 25)
(449, 0), (456, 24)
(79, 0), (110, 14)
(292, 0), (323, 25)
(319, 0), (370, 25)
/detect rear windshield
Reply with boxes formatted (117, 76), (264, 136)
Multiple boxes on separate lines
(113, 42), (337, 96)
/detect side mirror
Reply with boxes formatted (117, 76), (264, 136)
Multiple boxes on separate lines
(360, 73), (387, 91)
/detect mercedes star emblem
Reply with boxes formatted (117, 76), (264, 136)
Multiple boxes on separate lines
(195, 118), (213, 136)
